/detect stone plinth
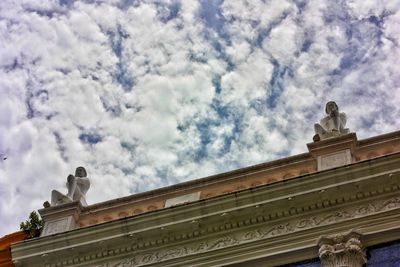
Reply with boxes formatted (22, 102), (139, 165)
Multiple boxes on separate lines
(317, 149), (352, 171)
(308, 133), (356, 171)
(39, 201), (82, 237)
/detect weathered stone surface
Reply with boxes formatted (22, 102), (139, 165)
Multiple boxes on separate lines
(12, 154), (400, 267)
(317, 149), (352, 171)
(314, 101), (350, 141)
(41, 217), (75, 236)
(50, 167), (90, 207)
(318, 230), (366, 267)
(39, 201), (81, 237)
(165, 192), (201, 207)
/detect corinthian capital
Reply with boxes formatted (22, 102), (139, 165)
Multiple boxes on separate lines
(318, 230), (366, 267)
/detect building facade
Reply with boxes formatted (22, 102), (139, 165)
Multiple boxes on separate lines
(10, 130), (400, 266)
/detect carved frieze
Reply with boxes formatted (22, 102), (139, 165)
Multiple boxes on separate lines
(52, 195), (400, 267)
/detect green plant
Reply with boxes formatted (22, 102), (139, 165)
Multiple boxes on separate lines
(20, 211), (43, 238)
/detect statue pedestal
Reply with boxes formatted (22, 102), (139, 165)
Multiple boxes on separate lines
(39, 201), (82, 237)
(308, 133), (356, 171)
(319, 130), (343, 140)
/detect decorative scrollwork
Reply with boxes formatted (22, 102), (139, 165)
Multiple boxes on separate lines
(57, 195), (400, 267)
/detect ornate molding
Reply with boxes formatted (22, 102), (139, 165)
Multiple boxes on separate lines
(60, 196), (400, 267)
(14, 157), (400, 267)
(318, 230), (366, 267)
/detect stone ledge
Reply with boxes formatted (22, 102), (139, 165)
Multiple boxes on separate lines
(11, 154), (400, 267)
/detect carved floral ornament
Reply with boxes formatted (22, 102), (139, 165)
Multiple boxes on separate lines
(41, 196), (400, 267)
(318, 230), (366, 267)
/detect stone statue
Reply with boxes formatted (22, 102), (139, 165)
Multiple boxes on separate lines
(313, 101), (349, 141)
(44, 167), (90, 207)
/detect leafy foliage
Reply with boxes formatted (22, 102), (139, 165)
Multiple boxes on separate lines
(20, 211), (43, 238)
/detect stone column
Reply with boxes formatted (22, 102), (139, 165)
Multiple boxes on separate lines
(318, 230), (366, 267)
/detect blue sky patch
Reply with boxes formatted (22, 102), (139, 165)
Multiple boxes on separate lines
(79, 132), (103, 145)
(198, 0), (228, 40)
(267, 60), (289, 109)
(108, 26), (135, 91)
(156, 0), (181, 23)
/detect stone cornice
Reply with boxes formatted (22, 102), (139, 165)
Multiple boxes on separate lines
(12, 153), (400, 266)
(307, 132), (358, 156)
(81, 131), (399, 215)
(30, 131), (394, 231)
(151, 152), (398, 217)
(22, 195), (400, 267)
(38, 201), (82, 218)
(81, 152), (314, 213)
(357, 130), (400, 147)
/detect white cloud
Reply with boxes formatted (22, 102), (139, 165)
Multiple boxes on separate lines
(220, 49), (273, 106)
(0, 0), (399, 237)
(262, 17), (303, 64)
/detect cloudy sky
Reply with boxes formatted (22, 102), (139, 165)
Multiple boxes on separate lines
(0, 0), (399, 236)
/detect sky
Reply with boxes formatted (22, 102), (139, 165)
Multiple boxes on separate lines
(0, 0), (400, 237)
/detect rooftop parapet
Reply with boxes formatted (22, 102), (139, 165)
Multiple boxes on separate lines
(38, 130), (400, 236)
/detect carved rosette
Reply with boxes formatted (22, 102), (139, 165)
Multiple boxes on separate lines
(318, 230), (366, 267)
